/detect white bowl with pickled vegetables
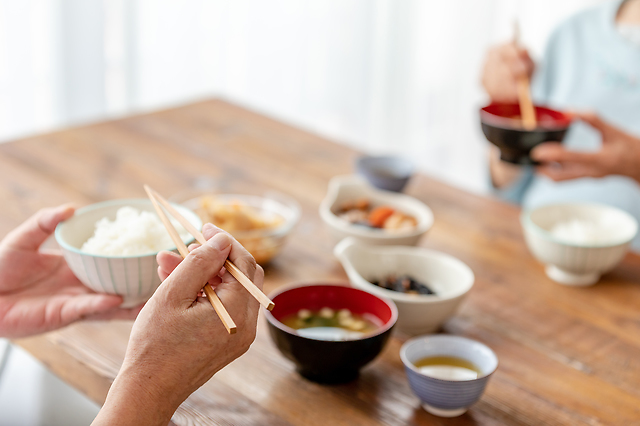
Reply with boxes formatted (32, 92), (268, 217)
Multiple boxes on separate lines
(334, 238), (474, 335)
(319, 175), (433, 246)
(55, 199), (201, 307)
(178, 191), (300, 265)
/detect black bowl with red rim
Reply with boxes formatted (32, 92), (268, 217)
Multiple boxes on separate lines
(265, 283), (398, 384)
(480, 102), (573, 164)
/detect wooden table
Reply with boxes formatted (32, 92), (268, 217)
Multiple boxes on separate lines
(2, 99), (640, 425)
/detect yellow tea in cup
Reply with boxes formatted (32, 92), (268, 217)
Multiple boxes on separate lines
(414, 356), (480, 381)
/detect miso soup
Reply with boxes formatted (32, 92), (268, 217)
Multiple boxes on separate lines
(414, 356), (481, 381)
(281, 307), (380, 341)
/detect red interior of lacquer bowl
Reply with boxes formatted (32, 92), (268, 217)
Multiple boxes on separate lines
(268, 284), (396, 329)
(481, 103), (572, 130)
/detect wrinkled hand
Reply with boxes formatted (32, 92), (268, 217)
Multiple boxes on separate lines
(481, 42), (535, 103)
(532, 113), (640, 182)
(0, 205), (141, 338)
(93, 224), (264, 426)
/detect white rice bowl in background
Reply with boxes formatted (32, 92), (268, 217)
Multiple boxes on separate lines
(549, 218), (629, 247)
(521, 203), (638, 286)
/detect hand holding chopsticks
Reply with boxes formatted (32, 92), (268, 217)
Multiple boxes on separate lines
(98, 198), (265, 424)
(144, 185), (274, 334)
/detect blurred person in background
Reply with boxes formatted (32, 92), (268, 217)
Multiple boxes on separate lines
(482, 0), (640, 248)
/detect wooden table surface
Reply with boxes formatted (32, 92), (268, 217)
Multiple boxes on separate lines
(2, 99), (640, 425)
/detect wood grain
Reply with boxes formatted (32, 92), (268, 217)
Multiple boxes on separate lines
(3, 99), (640, 425)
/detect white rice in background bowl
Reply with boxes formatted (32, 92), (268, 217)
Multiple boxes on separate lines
(549, 217), (632, 247)
(55, 199), (202, 307)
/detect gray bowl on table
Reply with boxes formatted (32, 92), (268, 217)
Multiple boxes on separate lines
(355, 155), (414, 192)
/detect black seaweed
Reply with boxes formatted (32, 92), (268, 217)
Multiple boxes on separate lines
(369, 275), (435, 295)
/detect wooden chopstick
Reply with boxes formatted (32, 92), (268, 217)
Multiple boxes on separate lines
(145, 186), (237, 334)
(516, 78), (536, 131)
(513, 21), (537, 131)
(145, 185), (275, 311)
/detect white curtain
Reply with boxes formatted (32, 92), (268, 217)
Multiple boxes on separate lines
(0, 0), (606, 193)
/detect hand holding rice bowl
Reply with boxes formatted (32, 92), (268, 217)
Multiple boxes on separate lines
(55, 199), (202, 307)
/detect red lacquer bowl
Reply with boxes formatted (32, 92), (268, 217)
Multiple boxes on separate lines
(265, 283), (397, 383)
(480, 102), (573, 164)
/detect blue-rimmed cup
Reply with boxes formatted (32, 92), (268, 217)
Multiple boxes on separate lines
(55, 199), (201, 307)
(400, 335), (498, 417)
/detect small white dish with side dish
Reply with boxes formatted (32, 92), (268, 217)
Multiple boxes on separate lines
(319, 175), (433, 246)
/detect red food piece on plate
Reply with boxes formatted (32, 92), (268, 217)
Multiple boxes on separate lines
(369, 206), (395, 228)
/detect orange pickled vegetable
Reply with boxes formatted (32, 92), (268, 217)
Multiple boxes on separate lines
(369, 206), (395, 228)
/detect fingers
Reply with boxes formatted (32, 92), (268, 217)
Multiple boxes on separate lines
(157, 251), (183, 281)
(531, 143), (599, 166)
(530, 142), (564, 162)
(532, 142), (606, 181)
(202, 224), (257, 281)
(500, 43), (534, 78)
(84, 304), (144, 321)
(4, 204), (76, 251)
(199, 224), (262, 329)
(571, 111), (618, 139)
(482, 43), (534, 103)
(536, 163), (600, 181)
(159, 232), (232, 305)
(58, 293), (125, 326)
(579, 112), (638, 152)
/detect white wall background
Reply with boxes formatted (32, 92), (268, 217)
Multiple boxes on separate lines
(0, 1), (611, 424)
(0, 0), (606, 194)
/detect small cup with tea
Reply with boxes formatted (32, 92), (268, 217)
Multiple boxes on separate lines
(400, 335), (498, 417)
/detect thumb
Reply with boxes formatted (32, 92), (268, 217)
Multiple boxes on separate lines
(160, 232), (232, 305)
(4, 204), (76, 251)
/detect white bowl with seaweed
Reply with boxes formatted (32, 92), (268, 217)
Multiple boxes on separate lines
(334, 237), (474, 335)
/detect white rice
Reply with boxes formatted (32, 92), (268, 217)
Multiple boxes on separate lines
(550, 218), (626, 246)
(81, 206), (192, 256)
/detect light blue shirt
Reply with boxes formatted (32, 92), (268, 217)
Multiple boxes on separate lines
(501, 0), (640, 249)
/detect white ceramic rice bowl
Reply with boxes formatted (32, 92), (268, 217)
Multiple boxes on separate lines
(55, 198), (202, 307)
(521, 203), (638, 286)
